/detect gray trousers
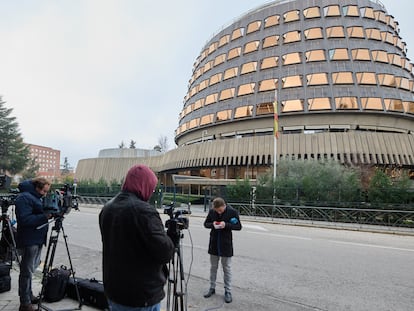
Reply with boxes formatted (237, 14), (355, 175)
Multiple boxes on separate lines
(209, 255), (232, 292)
(18, 245), (42, 304)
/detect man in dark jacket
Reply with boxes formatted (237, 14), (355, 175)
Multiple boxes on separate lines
(15, 177), (51, 311)
(203, 197), (242, 303)
(99, 164), (174, 311)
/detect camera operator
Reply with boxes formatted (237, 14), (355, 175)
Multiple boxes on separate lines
(99, 164), (174, 311)
(203, 197), (242, 304)
(15, 177), (52, 311)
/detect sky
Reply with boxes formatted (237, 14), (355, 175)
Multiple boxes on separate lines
(0, 0), (413, 169)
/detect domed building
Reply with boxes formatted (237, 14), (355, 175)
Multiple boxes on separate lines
(76, 0), (414, 186)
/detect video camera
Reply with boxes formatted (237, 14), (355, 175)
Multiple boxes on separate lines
(43, 184), (79, 217)
(0, 189), (19, 215)
(164, 202), (190, 245)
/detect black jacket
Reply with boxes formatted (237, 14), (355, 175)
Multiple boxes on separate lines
(204, 205), (242, 257)
(99, 191), (174, 307)
(15, 180), (49, 248)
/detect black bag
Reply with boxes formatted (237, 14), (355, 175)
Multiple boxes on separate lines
(66, 277), (108, 310)
(0, 262), (11, 277)
(43, 265), (71, 302)
(0, 275), (11, 293)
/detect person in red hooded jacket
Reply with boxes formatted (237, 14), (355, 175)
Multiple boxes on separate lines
(99, 164), (174, 311)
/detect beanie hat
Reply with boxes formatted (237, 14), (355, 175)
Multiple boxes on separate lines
(121, 164), (158, 201)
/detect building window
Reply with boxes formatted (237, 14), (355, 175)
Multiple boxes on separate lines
(303, 6), (320, 19)
(388, 54), (402, 67)
(284, 10), (300, 23)
(361, 97), (383, 110)
(256, 102), (273, 115)
(209, 73), (222, 85)
(352, 49), (371, 61)
(203, 60), (214, 73)
(374, 10), (387, 23)
(343, 5), (359, 17)
(238, 83), (255, 96)
(282, 99), (304, 112)
(258, 78), (278, 92)
(306, 49), (326, 62)
(264, 15), (279, 28)
(261, 56), (278, 69)
(205, 93), (218, 105)
(332, 72), (354, 84)
(378, 74), (397, 87)
(361, 7), (375, 19)
(366, 28), (382, 41)
(219, 88), (235, 101)
(241, 61), (258, 74)
(304, 27), (323, 40)
(193, 98), (204, 110)
(307, 73), (328, 86)
(223, 67), (238, 80)
(403, 101), (414, 114)
(231, 27), (244, 40)
(216, 109), (232, 122)
(244, 41), (260, 54)
(335, 97), (358, 109)
(234, 105), (253, 118)
(329, 48), (349, 60)
(282, 75), (303, 88)
(262, 35), (279, 48)
(200, 114), (214, 126)
(188, 118), (199, 129)
(213, 54), (226, 67)
(372, 50), (388, 63)
(246, 20), (261, 34)
(282, 52), (301, 65)
(218, 34), (230, 47)
(283, 30), (301, 44)
(326, 26), (345, 38)
(347, 26), (365, 38)
(227, 47), (241, 60)
(308, 98), (331, 110)
(208, 42), (218, 55)
(356, 72), (377, 85)
(324, 5), (341, 17)
(384, 99), (403, 112)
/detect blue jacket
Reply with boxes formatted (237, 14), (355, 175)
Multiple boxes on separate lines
(15, 180), (49, 248)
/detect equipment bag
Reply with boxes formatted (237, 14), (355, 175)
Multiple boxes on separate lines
(43, 265), (71, 302)
(66, 277), (108, 310)
(0, 275), (11, 293)
(0, 262), (11, 277)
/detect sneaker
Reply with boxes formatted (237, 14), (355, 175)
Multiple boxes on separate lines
(203, 288), (215, 298)
(224, 291), (232, 303)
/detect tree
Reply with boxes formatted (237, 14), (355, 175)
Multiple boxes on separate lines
(0, 97), (30, 174)
(157, 135), (169, 153)
(129, 140), (136, 149)
(61, 157), (71, 176)
(21, 157), (40, 180)
(118, 141), (125, 148)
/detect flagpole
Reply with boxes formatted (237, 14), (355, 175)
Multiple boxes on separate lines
(273, 90), (278, 181)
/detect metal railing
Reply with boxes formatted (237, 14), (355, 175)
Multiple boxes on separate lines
(230, 203), (414, 228)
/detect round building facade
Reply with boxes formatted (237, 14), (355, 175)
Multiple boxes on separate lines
(76, 0), (414, 183)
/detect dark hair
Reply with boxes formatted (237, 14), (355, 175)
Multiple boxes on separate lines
(212, 197), (225, 209)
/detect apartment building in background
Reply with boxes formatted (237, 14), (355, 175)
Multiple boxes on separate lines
(28, 144), (61, 180)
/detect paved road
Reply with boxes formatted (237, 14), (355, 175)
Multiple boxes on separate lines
(45, 205), (414, 311)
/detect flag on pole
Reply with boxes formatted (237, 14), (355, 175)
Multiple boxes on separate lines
(273, 91), (279, 139)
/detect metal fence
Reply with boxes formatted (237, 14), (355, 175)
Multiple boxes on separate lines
(230, 203), (414, 228)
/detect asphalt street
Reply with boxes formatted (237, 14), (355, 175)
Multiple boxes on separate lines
(2, 204), (413, 311)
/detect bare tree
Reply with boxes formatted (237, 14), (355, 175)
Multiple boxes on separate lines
(157, 135), (169, 153)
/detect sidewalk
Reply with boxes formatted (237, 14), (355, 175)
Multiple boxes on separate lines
(0, 265), (100, 311)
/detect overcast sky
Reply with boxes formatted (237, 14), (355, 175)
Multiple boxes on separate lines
(0, 0), (413, 169)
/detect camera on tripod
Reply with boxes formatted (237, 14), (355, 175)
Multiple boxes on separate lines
(0, 189), (19, 215)
(164, 202), (190, 245)
(43, 184), (79, 217)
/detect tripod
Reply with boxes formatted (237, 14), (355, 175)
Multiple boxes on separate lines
(37, 215), (82, 311)
(0, 206), (20, 266)
(166, 234), (186, 311)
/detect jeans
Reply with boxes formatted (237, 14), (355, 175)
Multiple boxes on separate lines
(209, 255), (232, 292)
(108, 300), (160, 311)
(18, 244), (42, 304)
